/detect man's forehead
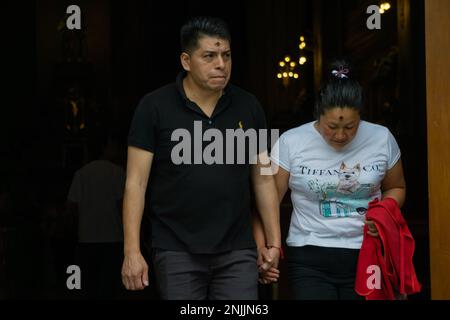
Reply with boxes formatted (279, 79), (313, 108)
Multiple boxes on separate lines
(197, 36), (230, 51)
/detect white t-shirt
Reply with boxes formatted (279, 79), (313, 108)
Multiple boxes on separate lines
(271, 120), (401, 249)
(68, 160), (125, 243)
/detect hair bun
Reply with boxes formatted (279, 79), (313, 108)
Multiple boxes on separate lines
(331, 66), (350, 79)
(329, 58), (353, 79)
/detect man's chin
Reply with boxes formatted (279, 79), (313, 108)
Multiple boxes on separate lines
(208, 83), (228, 91)
(210, 77), (228, 85)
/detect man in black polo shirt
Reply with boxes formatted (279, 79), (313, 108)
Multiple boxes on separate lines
(121, 16), (281, 300)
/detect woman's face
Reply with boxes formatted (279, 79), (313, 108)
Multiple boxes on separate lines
(315, 107), (361, 150)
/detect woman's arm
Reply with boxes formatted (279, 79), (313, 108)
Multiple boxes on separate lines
(252, 165), (290, 283)
(252, 165), (290, 249)
(381, 159), (406, 207)
(366, 158), (406, 237)
(274, 166), (290, 204)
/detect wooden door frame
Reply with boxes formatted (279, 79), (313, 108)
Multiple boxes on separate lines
(425, 0), (450, 300)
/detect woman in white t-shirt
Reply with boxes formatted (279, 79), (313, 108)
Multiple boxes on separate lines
(255, 59), (406, 300)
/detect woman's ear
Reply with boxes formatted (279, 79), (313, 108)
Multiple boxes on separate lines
(180, 52), (190, 71)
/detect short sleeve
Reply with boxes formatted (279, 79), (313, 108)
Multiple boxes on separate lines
(128, 95), (159, 153)
(67, 171), (81, 203)
(270, 134), (290, 172)
(386, 129), (401, 169)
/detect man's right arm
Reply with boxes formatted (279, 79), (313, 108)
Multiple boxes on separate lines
(121, 146), (153, 290)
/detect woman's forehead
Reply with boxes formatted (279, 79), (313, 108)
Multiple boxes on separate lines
(322, 107), (360, 123)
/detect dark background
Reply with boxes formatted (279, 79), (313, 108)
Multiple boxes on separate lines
(1, 0), (428, 299)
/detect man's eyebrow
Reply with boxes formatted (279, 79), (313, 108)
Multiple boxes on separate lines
(202, 49), (231, 54)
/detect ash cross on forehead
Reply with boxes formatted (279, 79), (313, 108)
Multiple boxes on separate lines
(215, 41), (221, 46)
(339, 116), (344, 120)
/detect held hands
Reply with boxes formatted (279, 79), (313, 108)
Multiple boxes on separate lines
(257, 246), (281, 285)
(121, 252), (149, 290)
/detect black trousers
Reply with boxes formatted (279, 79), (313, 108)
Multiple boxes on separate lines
(287, 245), (363, 300)
(152, 248), (258, 300)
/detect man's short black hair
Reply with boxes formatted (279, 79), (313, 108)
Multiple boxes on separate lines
(180, 16), (231, 54)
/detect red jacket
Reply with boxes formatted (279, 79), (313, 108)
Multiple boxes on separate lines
(355, 198), (421, 299)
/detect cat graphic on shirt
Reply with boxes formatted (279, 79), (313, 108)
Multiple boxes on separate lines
(336, 162), (361, 194)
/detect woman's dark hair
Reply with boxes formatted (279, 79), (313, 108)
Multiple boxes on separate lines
(314, 58), (364, 118)
(180, 16), (231, 54)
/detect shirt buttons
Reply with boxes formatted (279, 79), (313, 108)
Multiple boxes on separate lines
(208, 120), (212, 125)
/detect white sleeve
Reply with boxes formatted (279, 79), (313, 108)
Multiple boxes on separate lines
(270, 134), (291, 172)
(386, 129), (401, 169)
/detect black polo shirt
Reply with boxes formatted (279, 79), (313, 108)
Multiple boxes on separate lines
(128, 72), (267, 254)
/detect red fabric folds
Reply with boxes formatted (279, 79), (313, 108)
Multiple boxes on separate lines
(355, 198), (421, 300)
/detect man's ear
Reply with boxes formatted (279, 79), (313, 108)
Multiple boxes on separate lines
(180, 52), (190, 71)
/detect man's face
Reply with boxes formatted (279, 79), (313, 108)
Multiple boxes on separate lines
(181, 36), (231, 92)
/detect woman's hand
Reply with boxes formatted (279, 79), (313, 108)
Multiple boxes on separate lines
(365, 219), (379, 237)
(258, 267), (280, 284)
(257, 246), (280, 284)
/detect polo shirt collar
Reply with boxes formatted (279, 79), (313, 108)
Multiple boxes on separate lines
(175, 71), (231, 118)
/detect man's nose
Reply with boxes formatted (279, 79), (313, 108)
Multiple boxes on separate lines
(215, 56), (225, 69)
